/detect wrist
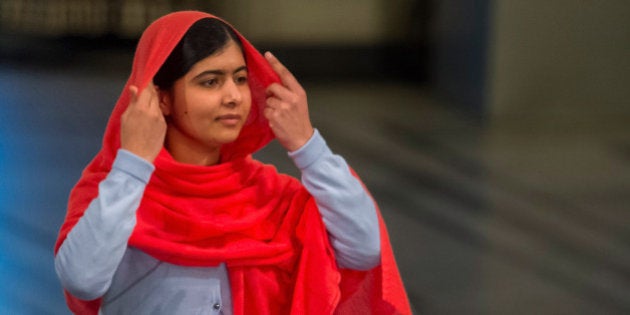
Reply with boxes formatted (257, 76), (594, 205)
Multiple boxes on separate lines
(285, 127), (314, 152)
(287, 129), (327, 170)
(114, 149), (156, 183)
(120, 144), (158, 164)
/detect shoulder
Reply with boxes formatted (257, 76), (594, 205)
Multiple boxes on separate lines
(250, 158), (304, 191)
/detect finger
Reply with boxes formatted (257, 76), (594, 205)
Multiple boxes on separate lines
(128, 85), (139, 105)
(137, 83), (157, 109)
(263, 106), (275, 121)
(146, 82), (158, 99)
(266, 83), (295, 102)
(265, 96), (284, 110)
(264, 52), (302, 92)
(146, 84), (159, 110)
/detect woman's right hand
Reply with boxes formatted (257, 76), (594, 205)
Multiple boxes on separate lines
(120, 83), (166, 163)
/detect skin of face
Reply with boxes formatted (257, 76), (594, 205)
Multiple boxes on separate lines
(159, 40), (251, 165)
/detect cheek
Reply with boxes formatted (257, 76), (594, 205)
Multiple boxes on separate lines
(242, 87), (253, 113)
(180, 93), (222, 116)
(172, 92), (190, 116)
(244, 95), (253, 114)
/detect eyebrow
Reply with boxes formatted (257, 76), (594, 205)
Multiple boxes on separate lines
(192, 66), (248, 80)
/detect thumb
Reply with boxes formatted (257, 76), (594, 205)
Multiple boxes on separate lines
(128, 85), (139, 104)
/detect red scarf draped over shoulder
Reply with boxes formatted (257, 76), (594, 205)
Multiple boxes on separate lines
(54, 11), (411, 315)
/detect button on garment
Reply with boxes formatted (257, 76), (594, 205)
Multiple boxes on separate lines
(100, 248), (232, 315)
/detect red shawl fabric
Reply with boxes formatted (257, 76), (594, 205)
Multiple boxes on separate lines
(54, 11), (411, 315)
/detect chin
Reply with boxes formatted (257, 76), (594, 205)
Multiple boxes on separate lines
(216, 130), (243, 144)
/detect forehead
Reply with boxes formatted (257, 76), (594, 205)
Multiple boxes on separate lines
(186, 41), (246, 75)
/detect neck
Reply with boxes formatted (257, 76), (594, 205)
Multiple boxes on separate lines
(164, 129), (221, 166)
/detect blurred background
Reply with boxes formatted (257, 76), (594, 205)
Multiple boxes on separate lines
(1, 0), (629, 314)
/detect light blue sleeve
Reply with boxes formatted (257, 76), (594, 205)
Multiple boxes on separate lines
(288, 129), (381, 270)
(54, 149), (154, 300)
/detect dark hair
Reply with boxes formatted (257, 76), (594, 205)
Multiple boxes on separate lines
(153, 18), (243, 89)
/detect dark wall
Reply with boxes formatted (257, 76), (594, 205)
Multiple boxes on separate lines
(428, 0), (492, 119)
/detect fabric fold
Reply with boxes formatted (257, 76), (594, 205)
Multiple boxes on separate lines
(54, 10), (411, 315)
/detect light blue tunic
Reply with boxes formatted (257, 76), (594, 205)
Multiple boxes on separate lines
(55, 130), (381, 314)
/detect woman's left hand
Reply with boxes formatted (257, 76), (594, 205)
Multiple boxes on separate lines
(264, 52), (314, 152)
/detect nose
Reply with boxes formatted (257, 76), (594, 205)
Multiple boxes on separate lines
(222, 79), (242, 107)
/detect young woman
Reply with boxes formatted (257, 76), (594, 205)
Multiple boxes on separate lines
(54, 11), (410, 315)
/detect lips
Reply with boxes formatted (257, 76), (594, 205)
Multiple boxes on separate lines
(216, 114), (242, 126)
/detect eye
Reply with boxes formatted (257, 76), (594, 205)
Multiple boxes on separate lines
(201, 78), (219, 87)
(235, 75), (248, 85)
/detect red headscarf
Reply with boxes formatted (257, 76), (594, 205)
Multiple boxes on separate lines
(54, 11), (411, 315)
